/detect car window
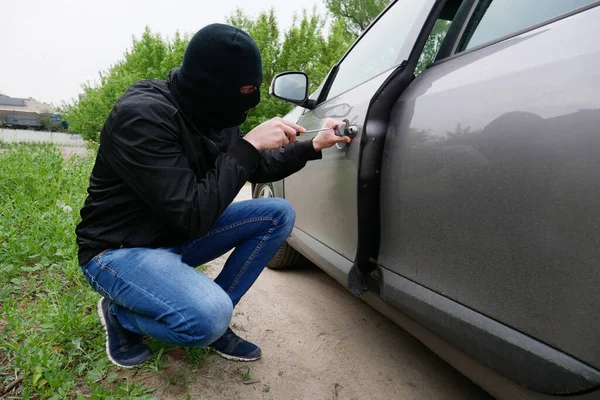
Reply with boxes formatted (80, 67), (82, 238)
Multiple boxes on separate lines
(326, 0), (431, 101)
(459, 0), (597, 51)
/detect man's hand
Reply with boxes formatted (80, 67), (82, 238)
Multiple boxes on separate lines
(244, 117), (306, 151)
(312, 119), (352, 152)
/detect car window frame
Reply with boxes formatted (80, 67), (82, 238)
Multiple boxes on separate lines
(315, 0), (420, 105)
(428, 0), (600, 68)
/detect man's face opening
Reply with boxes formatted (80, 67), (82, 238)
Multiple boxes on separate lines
(240, 85), (258, 95)
(240, 85), (258, 117)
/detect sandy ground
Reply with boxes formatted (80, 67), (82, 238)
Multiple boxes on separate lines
(134, 185), (493, 400)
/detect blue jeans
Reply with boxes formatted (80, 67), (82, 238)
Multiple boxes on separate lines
(81, 198), (295, 347)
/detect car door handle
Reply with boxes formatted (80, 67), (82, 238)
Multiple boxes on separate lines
(338, 118), (358, 138)
(340, 124), (358, 138)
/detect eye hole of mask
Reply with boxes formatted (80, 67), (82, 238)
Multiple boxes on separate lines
(240, 85), (257, 95)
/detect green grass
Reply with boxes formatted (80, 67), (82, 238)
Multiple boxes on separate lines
(239, 367), (252, 382)
(184, 347), (215, 370)
(0, 144), (157, 399)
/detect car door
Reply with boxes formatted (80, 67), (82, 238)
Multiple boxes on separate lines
(378, 0), (600, 394)
(283, 0), (437, 275)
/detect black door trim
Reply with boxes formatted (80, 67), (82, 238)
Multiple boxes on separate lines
(380, 268), (600, 395)
(349, 0), (451, 296)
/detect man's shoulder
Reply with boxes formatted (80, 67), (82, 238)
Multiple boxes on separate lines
(116, 80), (179, 121)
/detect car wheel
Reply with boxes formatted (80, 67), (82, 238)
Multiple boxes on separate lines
(252, 183), (303, 270)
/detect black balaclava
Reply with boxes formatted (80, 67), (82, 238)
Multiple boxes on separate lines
(171, 23), (263, 130)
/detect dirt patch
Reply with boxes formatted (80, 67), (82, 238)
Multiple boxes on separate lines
(131, 185), (492, 399)
(134, 262), (491, 399)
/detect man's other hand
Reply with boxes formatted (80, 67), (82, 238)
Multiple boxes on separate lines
(244, 117), (306, 151)
(312, 119), (352, 151)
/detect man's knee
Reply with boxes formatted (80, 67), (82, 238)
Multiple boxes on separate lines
(169, 290), (233, 347)
(268, 198), (296, 232)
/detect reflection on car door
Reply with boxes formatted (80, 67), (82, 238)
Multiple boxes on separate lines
(379, 0), (600, 372)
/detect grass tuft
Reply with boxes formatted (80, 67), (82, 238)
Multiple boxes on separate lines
(184, 347), (215, 370)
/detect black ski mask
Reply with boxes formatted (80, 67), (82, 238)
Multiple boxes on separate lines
(170, 23), (263, 129)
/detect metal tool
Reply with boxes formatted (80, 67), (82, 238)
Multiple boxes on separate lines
(297, 122), (359, 137)
(296, 123), (345, 137)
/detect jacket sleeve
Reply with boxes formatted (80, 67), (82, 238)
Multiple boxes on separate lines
(248, 139), (322, 184)
(102, 101), (261, 238)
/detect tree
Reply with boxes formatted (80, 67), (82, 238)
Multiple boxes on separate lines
(38, 113), (61, 132)
(64, 6), (357, 141)
(63, 28), (188, 141)
(325, 0), (390, 36)
(276, 9), (353, 89)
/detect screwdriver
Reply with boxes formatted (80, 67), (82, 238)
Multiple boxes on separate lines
(296, 123), (345, 137)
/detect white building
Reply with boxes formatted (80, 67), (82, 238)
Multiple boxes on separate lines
(0, 95), (56, 129)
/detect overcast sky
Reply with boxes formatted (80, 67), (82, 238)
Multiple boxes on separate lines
(1, 0), (324, 105)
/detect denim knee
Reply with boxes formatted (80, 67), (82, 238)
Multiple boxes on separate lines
(270, 198), (296, 234)
(170, 290), (233, 347)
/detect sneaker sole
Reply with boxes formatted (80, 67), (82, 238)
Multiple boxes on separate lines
(97, 298), (137, 369)
(215, 350), (261, 362)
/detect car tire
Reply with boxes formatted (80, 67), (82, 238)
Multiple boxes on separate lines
(252, 183), (303, 270)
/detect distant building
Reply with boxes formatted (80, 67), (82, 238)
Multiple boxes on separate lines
(0, 95), (56, 129)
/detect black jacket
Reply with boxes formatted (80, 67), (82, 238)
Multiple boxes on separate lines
(76, 76), (321, 266)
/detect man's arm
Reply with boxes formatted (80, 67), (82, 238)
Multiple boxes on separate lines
(102, 101), (260, 238)
(243, 118), (351, 183)
(248, 140), (321, 184)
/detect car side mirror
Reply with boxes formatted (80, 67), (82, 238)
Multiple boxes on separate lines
(269, 72), (316, 110)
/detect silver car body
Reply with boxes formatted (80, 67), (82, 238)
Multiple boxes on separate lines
(268, 1), (600, 398)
